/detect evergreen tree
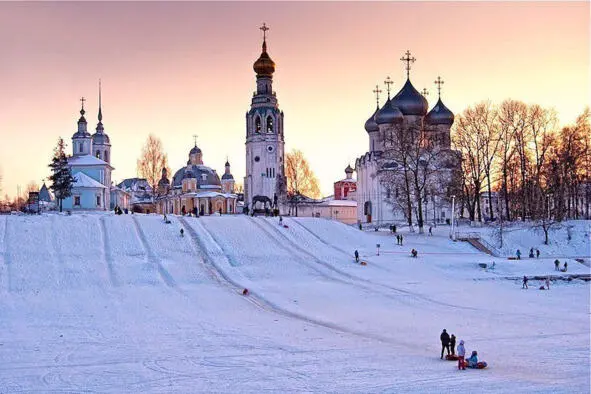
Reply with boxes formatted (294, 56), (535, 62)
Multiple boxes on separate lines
(48, 137), (74, 212)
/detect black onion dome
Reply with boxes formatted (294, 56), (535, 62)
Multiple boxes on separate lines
(364, 107), (380, 133)
(221, 173), (234, 180)
(391, 79), (429, 116)
(425, 98), (455, 126)
(190, 145), (202, 155)
(375, 98), (403, 125)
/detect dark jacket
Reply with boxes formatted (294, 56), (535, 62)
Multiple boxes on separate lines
(450, 335), (456, 347)
(440, 331), (450, 345)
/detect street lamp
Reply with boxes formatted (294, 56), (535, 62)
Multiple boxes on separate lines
(450, 195), (456, 241)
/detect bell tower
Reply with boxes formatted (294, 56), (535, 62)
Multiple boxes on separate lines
(244, 23), (286, 212)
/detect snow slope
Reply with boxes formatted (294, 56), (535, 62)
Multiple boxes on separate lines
(0, 213), (589, 393)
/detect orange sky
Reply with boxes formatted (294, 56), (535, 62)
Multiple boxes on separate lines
(0, 2), (589, 199)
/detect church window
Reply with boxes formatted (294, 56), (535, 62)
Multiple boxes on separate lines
(74, 196), (81, 206)
(255, 117), (261, 133)
(254, 156), (260, 162)
(96, 195), (101, 207)
(386, 188), (391, 199)
(272, 168), (275, 178)
(96, 150), (100, 159)
(79, 143), (83, 153)
(266, 116), (274, 133)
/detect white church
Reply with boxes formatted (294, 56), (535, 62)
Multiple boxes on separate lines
(355, 53), (460, 227)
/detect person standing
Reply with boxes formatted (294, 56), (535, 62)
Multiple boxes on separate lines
(354, 250), (359, 263)
(536, 249), (540, 258)
(450, 334), (457, 355)
(440, 329), (451, 359)
(457, 340), (466, 370)
(400, 235), (404, 246)
(554, 259), (560, 271)
(563, 262), (568, 272)
(516, 249), (521, 260)
(429, 226), (433, 236)
(522, 275), (529, 289)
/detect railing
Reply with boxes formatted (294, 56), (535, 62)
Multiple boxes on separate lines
(455, 231), (500, 256)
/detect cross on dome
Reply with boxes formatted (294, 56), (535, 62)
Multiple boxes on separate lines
(384, 76), (393, 99)
(421, 88), (429, 96)
(260, 23), (269, 41)
(434, 76), (444, 98)
(400, 50), (416, 79)
(372, 84), (382, 107)
(193, 134), (198, 147)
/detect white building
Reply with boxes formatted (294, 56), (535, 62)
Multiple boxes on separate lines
(244, 25), (287, 213)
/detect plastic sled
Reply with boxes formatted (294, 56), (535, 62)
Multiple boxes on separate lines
(445, 354), (459, 361)
(467, 361), (487, 369)
(360, 261), (367, 266)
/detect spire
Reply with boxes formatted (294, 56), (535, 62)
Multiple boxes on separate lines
(98, 79), (103, 123)
(78, 96), (86, 122)
(253, 23), (275, 78)
(260, 22), (269, 52)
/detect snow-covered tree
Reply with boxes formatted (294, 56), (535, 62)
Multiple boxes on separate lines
(48, 137), (75, 212)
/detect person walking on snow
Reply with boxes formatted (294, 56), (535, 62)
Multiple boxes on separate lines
(400, 235), (404, 245)
(396, 235), (400, 245)
(554, 259), (560, 271)
(522, 275), (529, 289)
(536, 249), (540, 258)
(440, 329), (451, 359)
(529, 247), (535, 258)
(563, 262), (568, 272)
(354, 250), (359, 263)
(450, 334), (456, 355)
(279, 216), (283, 225)
(457, 340), (466, 370)
(516, 249), (521, 260)
(429, 226), (433, 236)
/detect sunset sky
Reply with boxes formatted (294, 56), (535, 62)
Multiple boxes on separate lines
(0, 1), (589, 199)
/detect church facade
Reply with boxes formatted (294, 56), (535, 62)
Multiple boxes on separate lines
(244, 25), (287, 213)
(154, 144), (237, 216)
(355, 53), (460, 227)
(62, 89), (113, 211)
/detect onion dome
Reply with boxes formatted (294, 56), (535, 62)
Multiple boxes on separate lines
(391, 79), (429, 116)
(253, 40), (275, 77)
(221, 173), (234, 180)
(364, 107), (380, 133)
(190, 145), (202, 155)
(425, 98), (455, 126)
(375, 99), (404, 125)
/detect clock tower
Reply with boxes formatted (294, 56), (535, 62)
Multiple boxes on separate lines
(244, 23), (286, 212)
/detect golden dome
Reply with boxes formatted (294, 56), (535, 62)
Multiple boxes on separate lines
(253, 41), (275, 77)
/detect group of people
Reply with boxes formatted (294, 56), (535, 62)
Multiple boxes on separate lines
(516, 248), (541, 259)
(522, 276), (551, 290)
(554, 259), (568, 272)
(440, 329), (482, 370)
(396, 234), (404, 245)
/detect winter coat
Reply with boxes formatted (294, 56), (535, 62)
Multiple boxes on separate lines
(466, 353), (478, 367)
(440, 331), (450, 345)
(450, 335), (456, 348)
(457, 343), (466, 357)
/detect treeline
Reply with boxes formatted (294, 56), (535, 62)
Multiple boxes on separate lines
(452, 101), (590, 222)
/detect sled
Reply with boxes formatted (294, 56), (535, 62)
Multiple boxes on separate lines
(466, 361), (487, 369)
(360, 261), (367, 266)
(283, 225), (289, 228)
(242, 288), (249, 295)
(445, 354), (459, 361)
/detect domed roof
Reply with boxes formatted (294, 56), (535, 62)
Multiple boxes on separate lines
(253, 41), (275, 77)
(391, 79), (429, 116)
(158, 177), (170, 187)
(364, 107), (380, 133)
(375, 98), (404, 125)
(190, 145), (202, 155)
(92, 132), (110, 145)
(425, 98), (455, 126)
(221, 173), (234, 180)
(172, 165), (221, 188)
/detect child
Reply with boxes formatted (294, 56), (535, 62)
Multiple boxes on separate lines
(522, 275), (528, 289)
(466, 351), (478, 368)
(457, 340), (466, 370)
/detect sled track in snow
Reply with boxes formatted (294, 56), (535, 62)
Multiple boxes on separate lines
(131, 216), (177, 288)
(179, 216), (408, 347)
(99, 217), (119, 287)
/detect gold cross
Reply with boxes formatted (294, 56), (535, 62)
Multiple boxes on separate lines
(260, 23), (269, 41)
(372, 84), (382, 107)
(434, 76), (444, 97)
(384, 76), (393, 98)
(400, 50), (416, 78)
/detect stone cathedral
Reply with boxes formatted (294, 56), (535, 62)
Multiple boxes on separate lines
(355, 52), (460, 226)
(244, 24), (287, 213)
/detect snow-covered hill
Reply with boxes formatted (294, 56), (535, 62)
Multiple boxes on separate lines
(0, 213), (589, 392)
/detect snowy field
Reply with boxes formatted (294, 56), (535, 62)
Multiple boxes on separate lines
(0, 213), (589, 393)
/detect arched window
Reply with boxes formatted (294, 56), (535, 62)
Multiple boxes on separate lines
(79, 143), (83, 153)
(96, 150), (100, 159)
(266, 116), (273, 133)
(104, 151), (109, 162)
(255, 117), (261, 133)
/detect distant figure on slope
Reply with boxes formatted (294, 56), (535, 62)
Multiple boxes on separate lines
(536, 249), (540, 258)
(545, 277), (550, 290)
(393, 225), (397, 233)
(516, 249), (522, 260)
(457, 340), (466, 370)
(279, 216), (283, 225)
(522, 275), (529, 289)
(563, 262), (568, 272)
(429, 226), (433, 236)
(554, 259), (560, 271)
(440, 329), (451, 359)
(400, 235), (404, 246)
(354, 250), (359, 263)
(450, 334), (456, 355)
(411, 249), (418, 258)
(396, 235), (400, 245)
(180, 228), (184, 237)
(529, 248), (535, 258)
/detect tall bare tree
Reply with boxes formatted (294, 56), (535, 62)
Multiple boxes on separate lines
(137, 135), (170, 196)
(285, 149), (321, 199)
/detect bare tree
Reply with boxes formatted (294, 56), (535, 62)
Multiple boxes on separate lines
(137, 135), (170, 196)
